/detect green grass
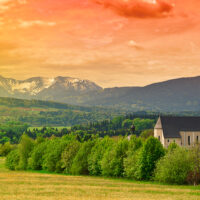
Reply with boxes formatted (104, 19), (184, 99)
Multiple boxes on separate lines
(0, 157), (8, 172)
(0, 158), (200, 200)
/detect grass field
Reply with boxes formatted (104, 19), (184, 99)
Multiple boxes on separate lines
(0, 158), (200, 200)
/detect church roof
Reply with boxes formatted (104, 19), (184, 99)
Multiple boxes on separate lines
(156, 116), (200, 138)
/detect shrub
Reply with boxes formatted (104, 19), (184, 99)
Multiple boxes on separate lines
(154, 148), (192, 184)
(101, 138), (129, 177)
(71, 140), (94, 175)
(61, 140), (80, 174)
(6, 149), (20, 170)
(136, 137), (165, 180)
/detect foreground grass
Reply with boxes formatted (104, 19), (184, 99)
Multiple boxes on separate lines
(0, 158), (200, 200)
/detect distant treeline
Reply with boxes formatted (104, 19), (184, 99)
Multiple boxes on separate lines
(0, 114), (157, 144)
(0, 97), (124, 127)
(4, 134), (200, 186)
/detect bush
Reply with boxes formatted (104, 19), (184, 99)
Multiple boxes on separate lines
(88, 137), (114, 176)
(136, 137), (165, 180)
(6, 149), (20, 170)
(71, 140), (94, 175)
(61, 140), (80, 174)
(101, 138), (129, 177)
(154, 148), (192, 184)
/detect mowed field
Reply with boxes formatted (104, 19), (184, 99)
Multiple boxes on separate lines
(0, 158), (200, 200)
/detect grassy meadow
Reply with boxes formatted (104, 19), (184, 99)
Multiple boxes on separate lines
(0, 158), (200, 200)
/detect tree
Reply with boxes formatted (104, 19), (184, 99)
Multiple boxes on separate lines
(88, 137), (114, 176)
(155, 148), (192, 185)
(136, 137), (165, 180)
(133, 118), (155, 135)
(42, 138), (68, 172)
(124, 136), (143, 178)
(71, 140), (94, 175)
(0, 142), (14, 157)
(101, 138), (129, 177)
(140, 129), (154, 140)
(61, 140), (80, 174)
(28, 141), (47, 170)
(18, 134), (34, 170)
(122, 119), (133, 129)
(6, 149), (20, 170)
(188, 144), (200, 185)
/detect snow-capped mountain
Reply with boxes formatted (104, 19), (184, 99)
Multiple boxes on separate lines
(0, 75), (102, 98)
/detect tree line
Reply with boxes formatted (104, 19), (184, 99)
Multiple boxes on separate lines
(4, 134), (200, 186)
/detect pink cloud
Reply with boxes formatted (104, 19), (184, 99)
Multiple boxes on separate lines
(92, 0), (174, 18)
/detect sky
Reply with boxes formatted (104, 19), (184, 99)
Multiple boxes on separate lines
(0, 0), (200, 87)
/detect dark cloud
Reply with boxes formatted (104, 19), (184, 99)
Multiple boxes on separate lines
(93, 0), (174, 18)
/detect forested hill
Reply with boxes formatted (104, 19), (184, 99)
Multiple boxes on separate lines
(0, 97), (124, 127)
(0, 97), (107, 112)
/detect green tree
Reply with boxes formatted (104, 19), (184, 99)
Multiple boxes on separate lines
(124, 136), (143, 178)
(61, 140), (80, 174)
(28, 141), (48, 170)
(101, 138), (129, 177)
(18, 134), (34, 170)
(71, 140), (94, 175)
(6, 149), (20, 170)
(188, 144), (200, 185)
(42, 138), (68, 172)
(155, 148), (192, 185)
(136, 137), (165, 180)
(88, 137), (114, 176)
(122, 119), (133, 129)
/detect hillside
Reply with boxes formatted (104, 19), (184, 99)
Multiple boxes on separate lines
(1, 75), (200, 112)
(0, 97), (123, 126)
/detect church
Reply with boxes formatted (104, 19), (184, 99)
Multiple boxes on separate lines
(154, 116), (200, 148)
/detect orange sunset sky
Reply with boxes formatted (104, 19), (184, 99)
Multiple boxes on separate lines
(0, 0), (200, 87)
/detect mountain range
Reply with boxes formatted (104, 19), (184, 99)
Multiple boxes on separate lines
(1, 75), (200, 112)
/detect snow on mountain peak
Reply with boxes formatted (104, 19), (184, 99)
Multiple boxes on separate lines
(0, 75), (102, 96)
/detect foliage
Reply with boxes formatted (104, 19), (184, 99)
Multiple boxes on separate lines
(71, 140), (94, 175)
(88, 137), (114, 176)
(61, 140), (80, 174)
(188, 144), (200, 185)
(0, 122), (28, 144)
(101, 138), (129, 177)
(124, 136), (143, 178)
(0, 97), (123, 127)
(136, 137), (165, 180)
(42, 138), (69, 172)
(155, 148), (192, 185)
(28, 141), (48, 170)
(0, 142), (15, 157)
(140, 129), (154, 140)
(5, 149), (20, 170)
(18, 134), (35, 170)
